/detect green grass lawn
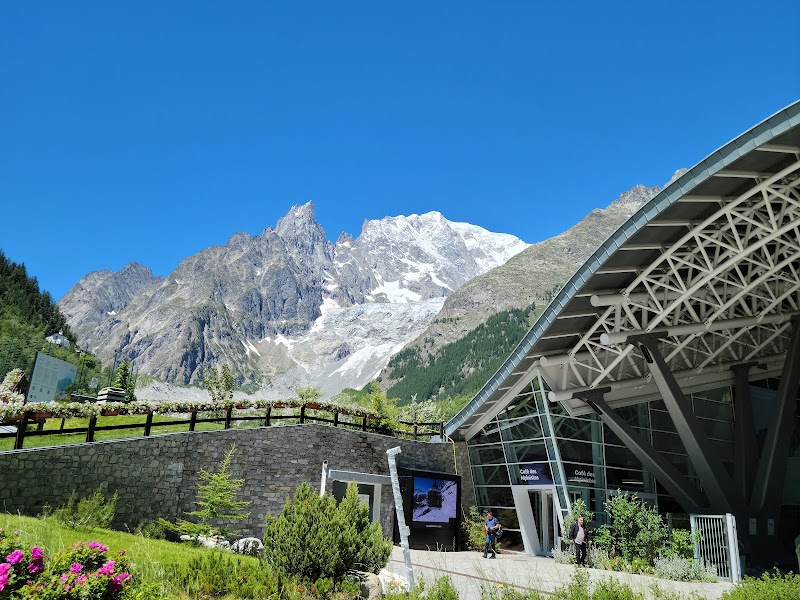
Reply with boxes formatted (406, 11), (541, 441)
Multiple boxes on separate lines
(0, 512), (261, 598)
(0, 413), (278, 452)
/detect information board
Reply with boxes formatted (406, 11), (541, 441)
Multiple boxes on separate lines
(27, 352), (77, 404)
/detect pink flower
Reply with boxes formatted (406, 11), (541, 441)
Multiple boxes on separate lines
(27, 561), (42, 574)
(60, 573), (70, 582)
(70, 563), (83, 574)
(118, 550), (126, 556)
(75, 574), (88, 586)
(89, 541), (109, 552)
(6, 550), (24, 564)
(0, 563), (10, 591)
(30, 547), (44, 560)
(97, 560), (116, 575)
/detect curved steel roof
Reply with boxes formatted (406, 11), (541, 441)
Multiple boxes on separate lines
(448, 100), (800, 440)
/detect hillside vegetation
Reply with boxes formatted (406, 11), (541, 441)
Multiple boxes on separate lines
(385, 303), (540, 404)
(0, 250), (81, 376)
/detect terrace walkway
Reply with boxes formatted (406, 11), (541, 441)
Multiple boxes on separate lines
(383, 547), (734, 600)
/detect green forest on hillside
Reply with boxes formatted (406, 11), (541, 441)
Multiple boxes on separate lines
(385, 303), (540, 405)
(0, 250), (89, 378)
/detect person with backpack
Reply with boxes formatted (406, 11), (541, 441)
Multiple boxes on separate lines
(483, 511), (501, 558)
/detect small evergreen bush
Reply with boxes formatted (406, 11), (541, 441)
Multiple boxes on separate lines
(720, 570), (800, 600)
(605, 491), (667, 565)
(45, 488), (118, 530)
(263, 482), (392, 583)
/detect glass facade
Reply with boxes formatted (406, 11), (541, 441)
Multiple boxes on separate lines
(467, 371), (747, 549)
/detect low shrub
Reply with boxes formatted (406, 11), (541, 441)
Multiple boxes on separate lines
(590, 578), (645, 600)
(660, 529), (700, 561)
(480, 582), (547, 600)
(720, 570), (800, 600)
(554, 546), (576, 564)
(44, 488), (118, 530)
(551, 568), (590, 600)
(167, 550), (278, 599)
(653, 554), (716, 582)
(263, 482), (392, 583)
(133, 521), (168, 540)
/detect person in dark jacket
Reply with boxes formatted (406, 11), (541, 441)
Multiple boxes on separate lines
(568, 516), (589, 566)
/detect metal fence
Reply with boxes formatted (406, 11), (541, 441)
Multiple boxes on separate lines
(690, 513), (741, 583)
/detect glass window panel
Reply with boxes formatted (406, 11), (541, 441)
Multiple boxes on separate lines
(652, 430), (683, 453)
(498, 392), (537, 421)
(616, 404), (651, 428)
(649, 409), (677, 432)
(552, 415), (595, 441)
(605, 445), (643, 469)
(505, 440), (548, 464)
(496, 508), (520, 529)
(472, 465), (510, 486)
(563, 462), (604, 488)
(693, 397), (733, 421)
(468, 424), (502, 445)
(474, 486), (514, 507)
(710, 439), (734, 461)
(557, 438), (600, 464)
(469, 444), (506, 466)
(698, 417), (733, 442)
(606, 467), (646, 492)
(692, 387), (732, 404)
(500, 415), (543, 441)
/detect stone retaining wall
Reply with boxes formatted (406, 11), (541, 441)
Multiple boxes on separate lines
(0, 424), (474, 538)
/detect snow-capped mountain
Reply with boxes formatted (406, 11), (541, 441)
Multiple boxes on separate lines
(59, 203), (528, 396)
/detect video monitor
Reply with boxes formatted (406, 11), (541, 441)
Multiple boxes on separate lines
(411, 477), (458, 523)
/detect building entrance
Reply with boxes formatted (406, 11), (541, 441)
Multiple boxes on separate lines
(511, 485), (560, 556)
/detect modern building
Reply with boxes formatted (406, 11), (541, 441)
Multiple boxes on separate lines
(446, 101), (800, 567)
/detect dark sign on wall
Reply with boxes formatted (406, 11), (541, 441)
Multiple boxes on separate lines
(519, 462), (552, 485)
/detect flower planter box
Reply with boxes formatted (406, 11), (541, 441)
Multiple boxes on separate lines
(29, 411), (53, 420)
(100, 409), (121, 417)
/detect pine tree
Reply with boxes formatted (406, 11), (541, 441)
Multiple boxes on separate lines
(165, 444), (251, 541)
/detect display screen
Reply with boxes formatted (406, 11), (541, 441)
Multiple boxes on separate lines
(412, 477), (458, 523)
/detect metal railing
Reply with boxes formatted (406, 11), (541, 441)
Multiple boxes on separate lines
(0, 406), (445, 451)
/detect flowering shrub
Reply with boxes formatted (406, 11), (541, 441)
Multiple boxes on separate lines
(0, 398), (380, 422)
(0, 531), (133, 599)
(0, 370), (25, 404)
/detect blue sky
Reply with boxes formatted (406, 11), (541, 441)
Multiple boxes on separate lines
(2, 1), (799, 300)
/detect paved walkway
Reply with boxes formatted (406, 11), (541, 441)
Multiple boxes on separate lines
(383, 548), (734, 599)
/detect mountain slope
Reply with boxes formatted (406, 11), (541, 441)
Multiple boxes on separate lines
(379, 182), (664, 397)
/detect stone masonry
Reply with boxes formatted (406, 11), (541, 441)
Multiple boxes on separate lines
(0, 424), (474, 539)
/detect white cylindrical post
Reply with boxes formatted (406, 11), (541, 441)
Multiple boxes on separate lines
(386, 446), (414, 591)
(320, 460), (329, 496)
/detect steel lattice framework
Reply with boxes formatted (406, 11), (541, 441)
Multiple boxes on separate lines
(448, 101), (800, 439)
(542, 159), (800, 404)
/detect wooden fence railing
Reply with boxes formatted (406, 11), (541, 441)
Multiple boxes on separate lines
(0, 406), (445, 451)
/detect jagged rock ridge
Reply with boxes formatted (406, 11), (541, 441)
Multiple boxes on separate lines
(59, 203), (528, 395)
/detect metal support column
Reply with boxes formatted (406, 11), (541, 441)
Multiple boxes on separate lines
(577, 389), (707, 513)
(749, 316), (800, 512)
(732, 362), (759, 504)
(633, 334), (739, 512)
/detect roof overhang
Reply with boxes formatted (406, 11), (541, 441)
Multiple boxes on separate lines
(447, 100), (800, 440)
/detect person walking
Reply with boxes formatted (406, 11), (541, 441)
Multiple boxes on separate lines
(483, 511), (500, 558)
(568, 516), (589, 566)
